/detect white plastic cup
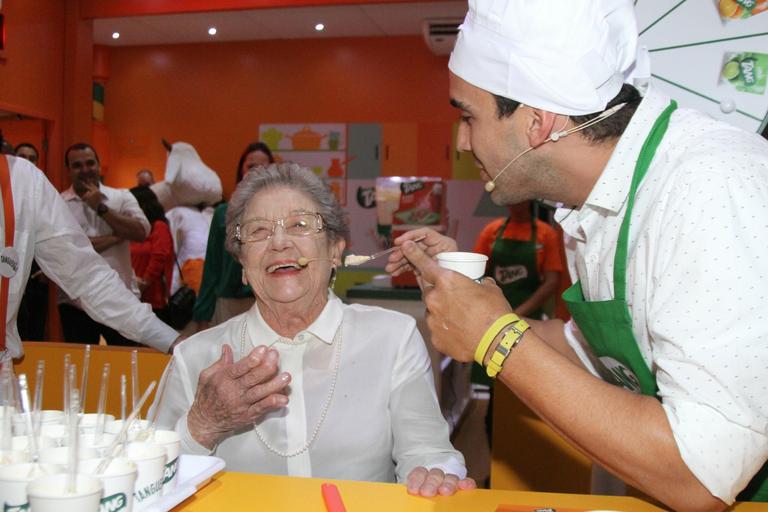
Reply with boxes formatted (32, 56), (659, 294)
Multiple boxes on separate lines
(26, 473), (103, 512)
(39, 445), (100, 465)
(12, 410), (64, 435)
(79, 433), (117, 457)
(0, 449), (31, 465)
(41, 423), (69, 447)
(436, 251), (489, 280)
(11, 434), (56, 452)
(0, 463), (64, 511)
(105, 419), (150, 441)
(125, 442), (166, 509)
(151, 430), (181, 494)
(81, 457), (138, 512)
(80, 414), (116, 435)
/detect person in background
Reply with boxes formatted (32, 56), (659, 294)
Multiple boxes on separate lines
(136, 168), (155, 187)
(1, 154), (179, 361)
(472, 200), (563, 450)
(129, 186), (175, 324)
(0, 132), (14, 155)
(14, 143), (39, 166)
(386, 0), (768, 507)
(474, 201), (562, 319)
(166, 204), (213, 296)
(154, 163), (475, 496)
(193, 142), (274, 330)
(58, 142), (153, 347)
(14, 142), (47, 341)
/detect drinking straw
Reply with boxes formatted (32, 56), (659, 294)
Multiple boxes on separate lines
(131, 350), (139, 420)
(120, 374), (127, 422)
(32, 360), (44, 437)
(95, 381), (156, 475)
(137, 358), (175, 442)
(80, 345), (91, 413)
(63, 354), (71, 416)
(18, 374), (39, 462)
(1, 365), (13, 453)
(66, 387), (81, 495)
(95, 363), (110, 445)
(321, 483), (347, 512)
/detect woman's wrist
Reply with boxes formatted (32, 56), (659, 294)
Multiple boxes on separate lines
(187, 405), (223, 450)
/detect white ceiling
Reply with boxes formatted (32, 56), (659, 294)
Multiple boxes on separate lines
(93, 2), (467, 46)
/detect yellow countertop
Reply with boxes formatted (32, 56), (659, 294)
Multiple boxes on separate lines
(177, 471), (670, 511)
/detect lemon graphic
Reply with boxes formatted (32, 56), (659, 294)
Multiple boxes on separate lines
(722, 60), (741, 81)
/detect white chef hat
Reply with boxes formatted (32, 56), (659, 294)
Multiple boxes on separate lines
(448, 0), (643, 116)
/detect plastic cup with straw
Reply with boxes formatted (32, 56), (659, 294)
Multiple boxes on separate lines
(136, 358), (175, 442)
(94, 363), (110, 445)
(80, 345), (91, 414)
(95, 381), (156, 476)
(67, 380), (80, 494)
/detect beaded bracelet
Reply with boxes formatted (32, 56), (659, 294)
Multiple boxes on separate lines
(474, 313), (519, 366)
(486, 317), (530, 378)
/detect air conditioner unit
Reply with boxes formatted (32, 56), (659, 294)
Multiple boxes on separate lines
(421, 18), (461, 56)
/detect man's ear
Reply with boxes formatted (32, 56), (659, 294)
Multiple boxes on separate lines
(525, 108), (560, 148)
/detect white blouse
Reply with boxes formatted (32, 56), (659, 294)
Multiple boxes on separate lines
(557, 86), (768, 503)
(153, 294), (466, 482)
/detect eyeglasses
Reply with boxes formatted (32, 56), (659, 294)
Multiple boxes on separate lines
(235, 212), (325, 243)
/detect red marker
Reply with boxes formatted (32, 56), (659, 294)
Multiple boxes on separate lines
(321, 483), (347, 512)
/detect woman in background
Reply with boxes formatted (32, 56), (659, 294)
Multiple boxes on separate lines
(129, 186), (175, 322)
(193, 142), (274, 330)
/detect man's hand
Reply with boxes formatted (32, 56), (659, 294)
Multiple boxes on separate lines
(384, 228), (457, 277)
(79, 181), (105, 210)
(406, 467), (476, 497)
(398, 240), (513, 362)
(186, 344), (290, 449)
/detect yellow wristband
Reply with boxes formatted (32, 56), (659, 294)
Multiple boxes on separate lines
(474, 313), (519, 365)
(486, 318), (529, 378)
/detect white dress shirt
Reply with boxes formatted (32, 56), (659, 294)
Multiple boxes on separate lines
(2, 157), (177, 359)
(556, 86), (768, 503)
(60, 182), (150, 301)
(153, 294), (466, 482)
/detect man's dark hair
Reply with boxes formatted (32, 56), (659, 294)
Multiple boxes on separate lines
(64, 142), (100, 167)
(14, 142), (39, 159)
(130, 186), (168, 225)
(236, 142), (275, 183)
(493, 83), (642, 143)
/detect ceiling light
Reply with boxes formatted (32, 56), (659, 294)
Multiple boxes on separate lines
(315, 23), (325, 31)
(112, 32), (120, 40)
(208, 27), (217, 36)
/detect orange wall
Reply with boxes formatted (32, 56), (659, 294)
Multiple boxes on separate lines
(103, 36), (456, 196)
(0, 0), (94, 189)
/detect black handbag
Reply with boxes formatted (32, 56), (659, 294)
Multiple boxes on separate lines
(165, 259), (196, 330)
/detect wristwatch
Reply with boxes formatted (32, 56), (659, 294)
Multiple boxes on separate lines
(96, 203), (109, 217)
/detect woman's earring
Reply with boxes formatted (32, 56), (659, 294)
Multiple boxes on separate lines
(329, 265), (338, 290)
(242, 269), (248, 286)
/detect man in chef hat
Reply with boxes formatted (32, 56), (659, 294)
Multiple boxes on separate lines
(388, 0), (768, 508)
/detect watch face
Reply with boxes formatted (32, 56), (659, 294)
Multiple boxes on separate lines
(97, 203), (108, 215)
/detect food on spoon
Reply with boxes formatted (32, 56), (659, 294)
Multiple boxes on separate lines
(344, 255), (372, 267)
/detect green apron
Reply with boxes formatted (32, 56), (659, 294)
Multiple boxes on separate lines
(490, 212), (544, 320)
(473, 213), (543, 387)
(562, 100), (767, 502)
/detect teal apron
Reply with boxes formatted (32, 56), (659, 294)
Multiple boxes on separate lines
(562, 100), (766, 502)
(473, 213), (542, 387)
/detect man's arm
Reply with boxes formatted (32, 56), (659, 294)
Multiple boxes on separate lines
(398, 242), (728, 512)
(89, 235), (121, 253)
(79, 183), (148, 242)
(98, 207), (147, 242)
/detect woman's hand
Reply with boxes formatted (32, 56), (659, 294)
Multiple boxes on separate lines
(406, 467), (476, 497)
(187, 344), (290, 449)
(384, 228), (458, 277)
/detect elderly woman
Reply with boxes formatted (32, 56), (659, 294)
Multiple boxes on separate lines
(154, 163), (475, 496)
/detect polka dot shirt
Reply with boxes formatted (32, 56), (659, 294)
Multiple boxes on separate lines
(556, 86), (768, 503)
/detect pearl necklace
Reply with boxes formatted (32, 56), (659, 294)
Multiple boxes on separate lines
(239, 318), (343, 458)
